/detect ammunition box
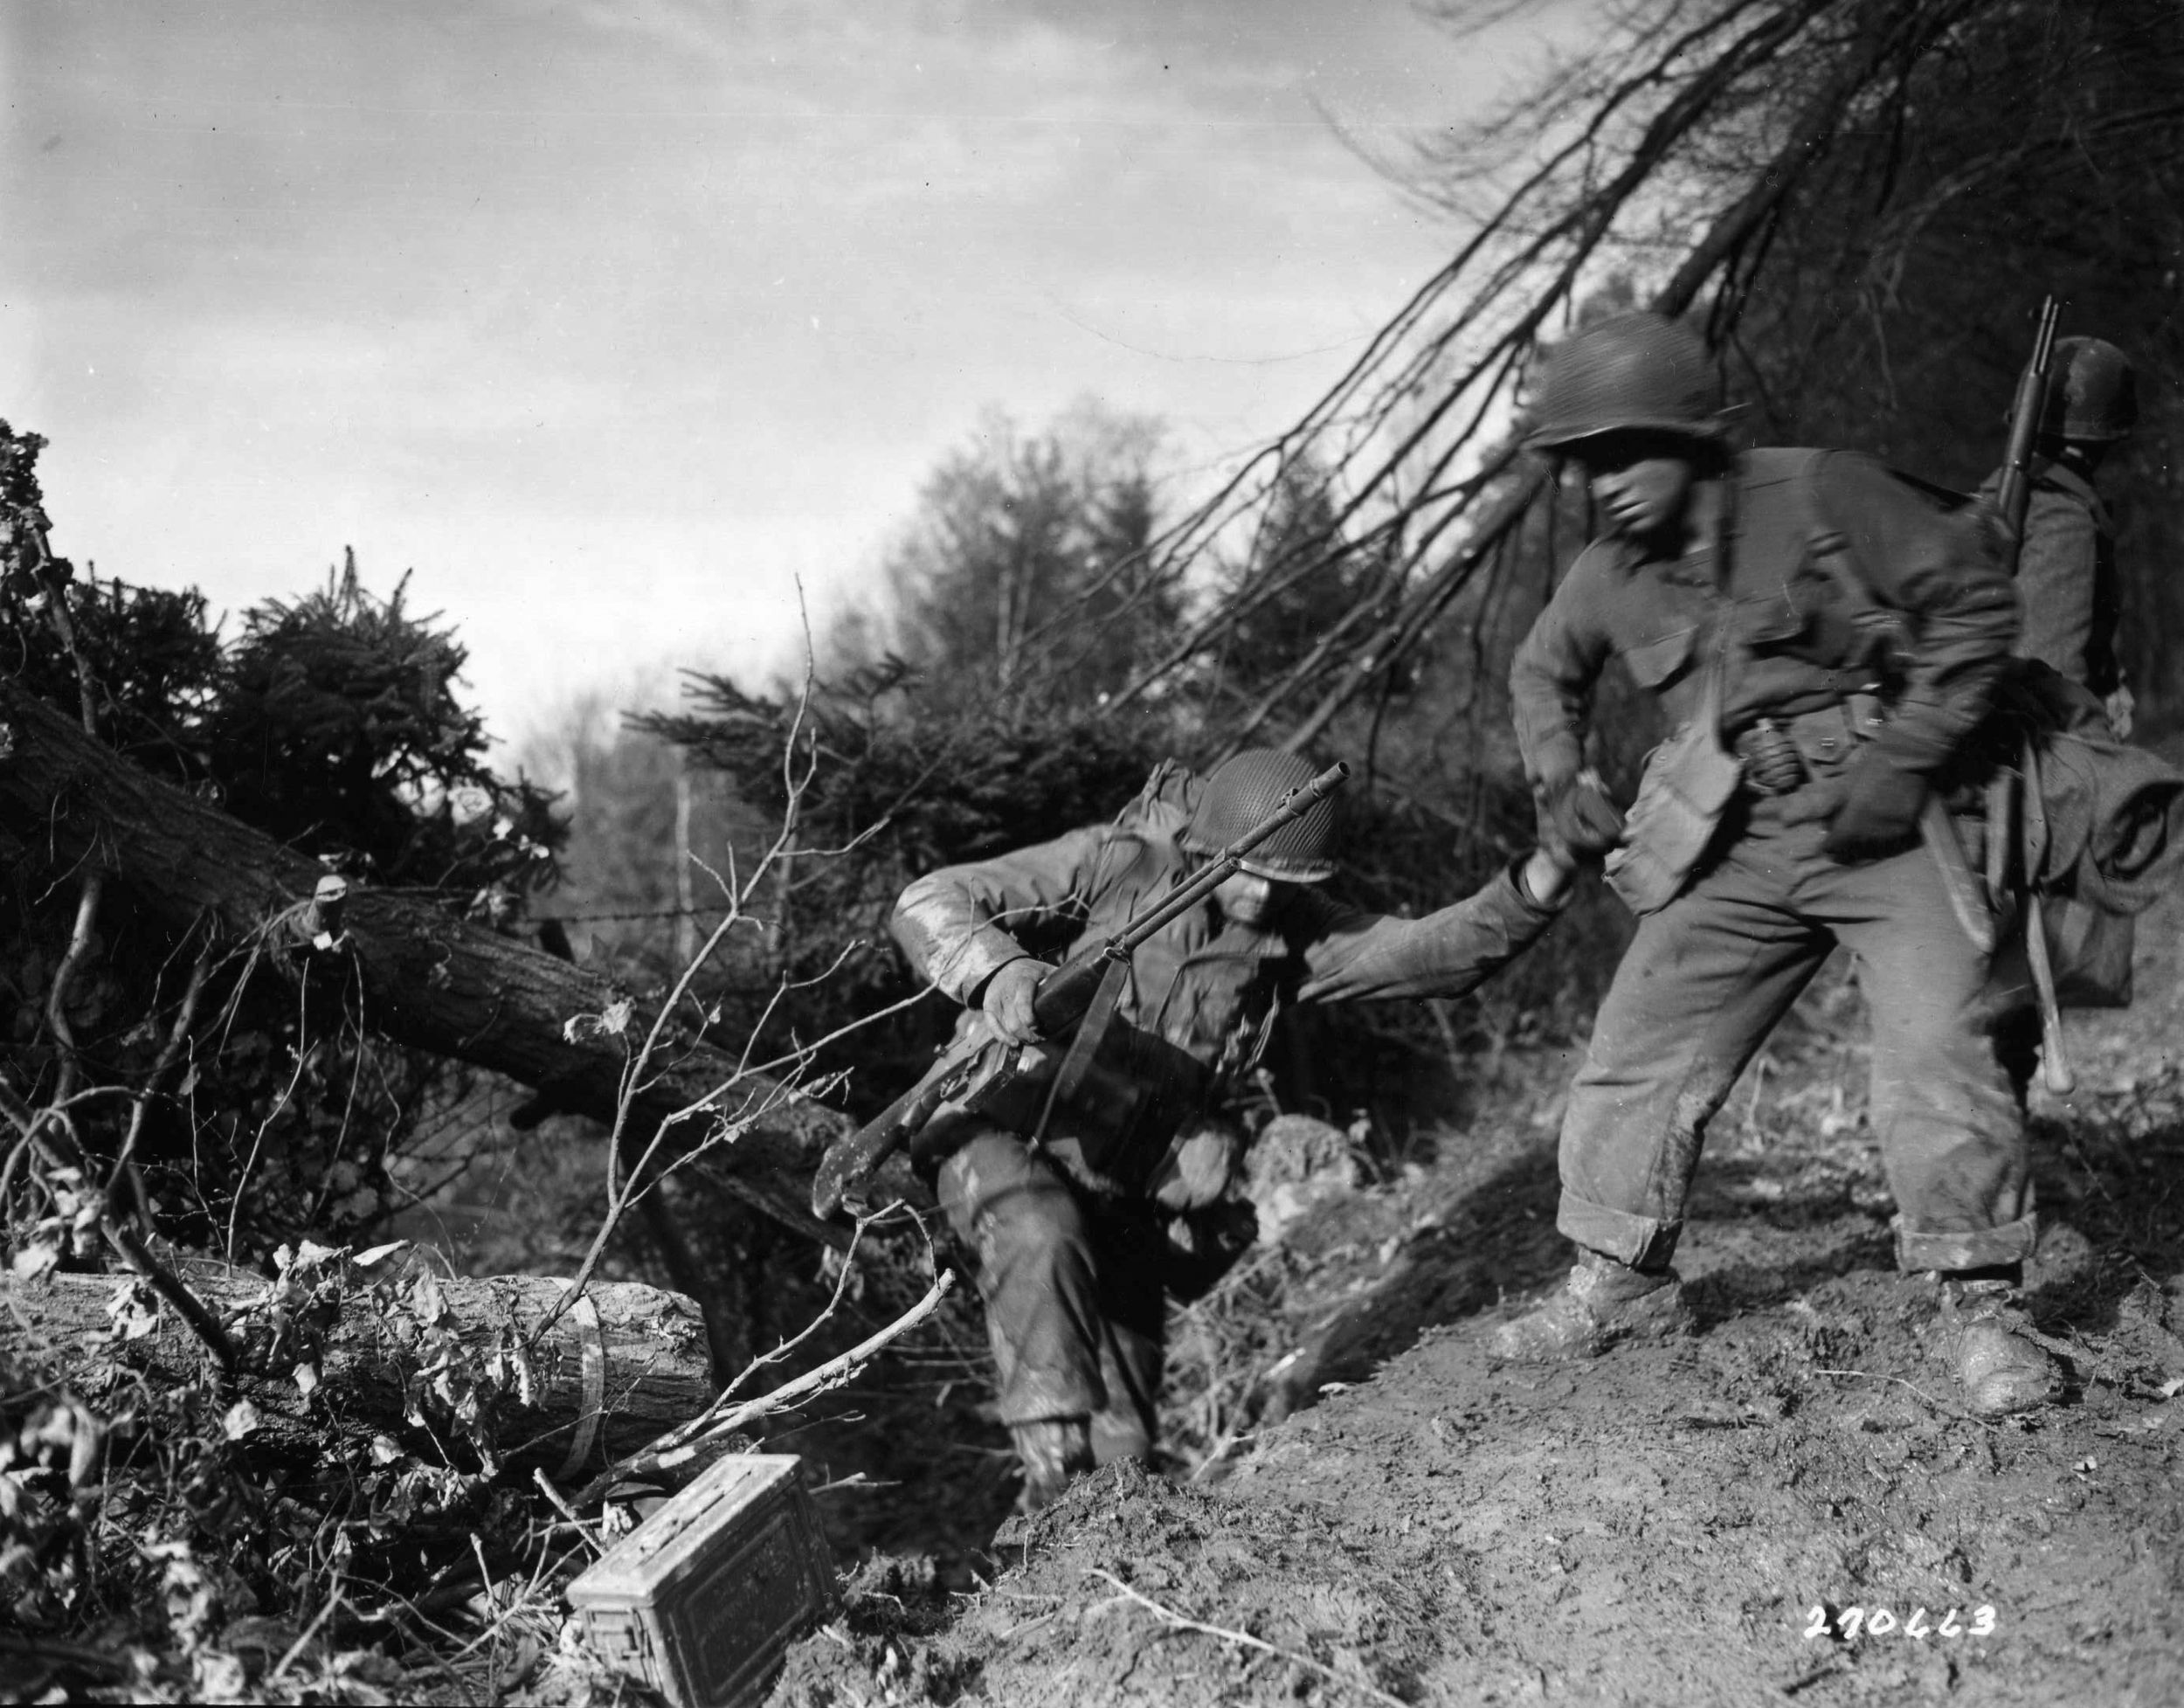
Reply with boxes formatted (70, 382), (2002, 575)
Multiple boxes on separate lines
(568, 1454), (837, 1707)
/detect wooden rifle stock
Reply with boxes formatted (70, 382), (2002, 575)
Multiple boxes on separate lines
(808, 762), (1351, 1219)
(806, 1067), (957, 1221)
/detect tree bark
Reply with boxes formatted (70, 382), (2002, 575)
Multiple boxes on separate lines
(0, 676), (858, 1241)
(2, 1264), (715, 1474)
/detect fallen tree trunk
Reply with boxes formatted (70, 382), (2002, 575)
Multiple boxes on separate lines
(0, 676), (856, 1241)
(2, 1260), (715, 1475)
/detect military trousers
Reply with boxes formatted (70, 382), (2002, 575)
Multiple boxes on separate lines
(1559, 795), (2036, 1274)
(936, 1129), (1166, 1466)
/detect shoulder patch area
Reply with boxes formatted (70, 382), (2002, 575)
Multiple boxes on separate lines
(1737, 446), (1828, 492)
(1085, 825), (1176, 897)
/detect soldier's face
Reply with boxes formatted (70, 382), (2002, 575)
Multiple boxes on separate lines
(1213, 869), (1285, 928)
(1579, 432), (1697, 543)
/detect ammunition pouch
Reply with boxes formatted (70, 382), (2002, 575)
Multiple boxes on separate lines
(1731, 703), (1866, 797)
(1605, 628), (1742, 917)
(1605, 723), (1742, 916)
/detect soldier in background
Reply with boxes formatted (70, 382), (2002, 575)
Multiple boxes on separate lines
(1978, 335), (2139, 736)
(1976, 335), (2142, 1100)
(1496, 312), (2060, 1418)
(892, 750), (1572, 1508)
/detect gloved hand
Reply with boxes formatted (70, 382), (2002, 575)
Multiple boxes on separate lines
(1162, 1197), (1261, 1303)
(1538, 769), (1626, 860)
(978, 956), (1057, 1045)
(1821, 749), (1929, 861)
(1149, 1120), (1246, 1213)
(2105, 682), (2136, 742)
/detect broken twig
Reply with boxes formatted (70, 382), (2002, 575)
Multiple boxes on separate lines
(570, 1267), (955, 1508)
(1083, 1566), (1407, 1708)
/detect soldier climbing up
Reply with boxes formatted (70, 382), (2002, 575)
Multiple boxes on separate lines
(882, 750), (1574, 1509)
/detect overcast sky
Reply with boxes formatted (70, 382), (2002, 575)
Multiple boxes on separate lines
(5, 1), (1565, 742)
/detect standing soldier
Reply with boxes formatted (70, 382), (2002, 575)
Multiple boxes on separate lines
(1979, 335), (2142, 1098)
(1978, 335), (2139, 736)
(892, 750), (1572, 1507)
(1496, 312), (2060, 1418)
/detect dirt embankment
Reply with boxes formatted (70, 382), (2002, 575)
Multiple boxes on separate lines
(770, 882), (2184, 1707)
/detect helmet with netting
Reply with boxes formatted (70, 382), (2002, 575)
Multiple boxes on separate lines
(2042, 336), (2138, 442)
(1179, 750), (1339, 882)
(1524, 312), (1723, 452)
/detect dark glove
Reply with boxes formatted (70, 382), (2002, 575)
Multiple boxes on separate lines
(1538, 770), (1626, 860)
(1162, 1198), (1260, 1304)
(1821, 749), (1928, 861)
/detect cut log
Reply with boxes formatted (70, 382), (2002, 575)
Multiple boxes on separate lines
(0, 677), (857, 1241)
(1, 1261), (716, 1475)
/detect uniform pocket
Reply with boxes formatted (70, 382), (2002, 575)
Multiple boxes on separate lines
(1622, 626), (1698, 690)
(1604, 718), (1744, 916)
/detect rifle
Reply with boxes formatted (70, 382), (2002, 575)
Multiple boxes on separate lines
(809, 761), (1351, 1220)
(1992, 296), (2073, 1092)
(1995, 297), (2063, 549)
(1910, 302), (2058, 965)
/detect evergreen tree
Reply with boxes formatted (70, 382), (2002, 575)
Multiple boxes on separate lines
(878, 403), (1182, 710)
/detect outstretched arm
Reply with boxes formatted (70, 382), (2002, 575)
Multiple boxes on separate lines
(1289, 854), (1569, 1006)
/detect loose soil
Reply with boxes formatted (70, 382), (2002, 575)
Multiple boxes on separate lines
(766, 878), (2184, 1707)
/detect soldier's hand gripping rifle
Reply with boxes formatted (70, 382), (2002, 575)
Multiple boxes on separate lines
(809, 761), (1351, 1220)
(1983, 295), (2075, 1092)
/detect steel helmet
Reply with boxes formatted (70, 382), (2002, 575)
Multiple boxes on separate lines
(2042, 336), (2138, 442)
(1180, 750), (1339, 882)
(1524, 312), (1724, 452)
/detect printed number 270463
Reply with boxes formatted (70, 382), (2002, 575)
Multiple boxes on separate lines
(1805, 1606), (1996, 1641)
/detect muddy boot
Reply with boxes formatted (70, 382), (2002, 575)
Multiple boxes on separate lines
(1489, 1249), (1690, 1362)
(1010, 1416), (1094, 1512)
(1938, 1276), (2060, 1418)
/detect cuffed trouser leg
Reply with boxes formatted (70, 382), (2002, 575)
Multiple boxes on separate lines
(937, 1131), (1106, 1427)
(1557, 808), (2034, 1274)
(1828, 847), (2035, 1272)
(1558, 841), (1831, 1269)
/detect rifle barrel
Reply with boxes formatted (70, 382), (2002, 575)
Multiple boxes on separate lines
(1995, 296), (2062, 565)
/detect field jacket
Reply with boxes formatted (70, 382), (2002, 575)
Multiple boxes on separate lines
(1974, 456), (2121, 698)
(1510, 448), (2019, 793)
(894, 824), (1559, 1087)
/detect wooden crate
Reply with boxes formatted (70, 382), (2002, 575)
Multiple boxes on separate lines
(568, 1454), (837, 1707)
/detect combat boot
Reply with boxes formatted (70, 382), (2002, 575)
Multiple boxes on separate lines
(1489, 1248), (1691, 1362)
(1010, 1416), (1094, 1512)
(1936, 1276), (2060, 1418)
